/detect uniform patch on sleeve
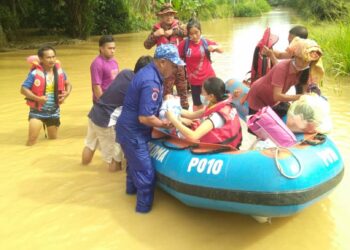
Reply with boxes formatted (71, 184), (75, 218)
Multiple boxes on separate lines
(34, 79), (41, 87)
(152, 91), (159, 101)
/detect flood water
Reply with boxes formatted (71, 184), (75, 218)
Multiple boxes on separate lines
(0, 9), (349, 250)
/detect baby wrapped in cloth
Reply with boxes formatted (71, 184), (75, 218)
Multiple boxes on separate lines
(159, 94), (184, 137)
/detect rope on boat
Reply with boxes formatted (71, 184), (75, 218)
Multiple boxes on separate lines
(190, 146), (234, 155)
(274, 147), (303, 179)
(301, 133), (326, 146)
(161, 141), (199, 151)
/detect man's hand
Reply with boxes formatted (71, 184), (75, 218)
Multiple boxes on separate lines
(161, 119), (173, 129)
(180, 117), (194, 127)
(58, 90), (69, 104)
(262, 46), (273, 57)
(164, 29), (173, 38)
(154, 28), (165, 37)
(37, 95), (48, 105)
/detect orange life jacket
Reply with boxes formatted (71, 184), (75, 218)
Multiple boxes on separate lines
(27, 61), (65, 110)
(200, 97), (242, 149)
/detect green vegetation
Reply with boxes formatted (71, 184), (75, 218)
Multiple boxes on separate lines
(310, 23), (350, 77)
(271, 0), (349, 21)
(233, 0), (271, 17)
(0, 0), (273, 45)
(268, 0), (350, 77)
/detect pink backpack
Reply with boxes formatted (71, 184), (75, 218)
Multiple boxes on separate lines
(247, 106), (297, 147)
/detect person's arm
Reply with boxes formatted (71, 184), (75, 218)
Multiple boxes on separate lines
(263, 46), (293, 66)
(144, 27), (164, 49)
(167, 110), (213, 140)
(180, 108), (205, 120)
(172, 22), (186, 38)
(20, 86), (47, 104)
(144, 33), (158, 49)
(274, 50), (292, 60)
(207, 39), (223, 54)
(90, 60), (104, 100)
(58, 78), (72, 104)
(208, 44), (223, 53)
(20, 72), (48, 104)
(139, 115), (171, 128)
(92, 85), (103, 100)
(263, 46), (279, 66)
(272, 85), (301, 103)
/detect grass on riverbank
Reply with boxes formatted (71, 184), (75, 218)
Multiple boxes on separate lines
(309, 22), (350, 78)
(233, 0), (271, 17)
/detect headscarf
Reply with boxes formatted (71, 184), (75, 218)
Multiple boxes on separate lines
(287, 37), (325, 83)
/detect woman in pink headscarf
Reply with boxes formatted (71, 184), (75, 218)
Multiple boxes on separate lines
(247, 37), (323, 117)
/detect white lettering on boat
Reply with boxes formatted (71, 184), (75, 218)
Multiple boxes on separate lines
(316, 148), (339, 167)
(149, 143), (169, 163)
(187, 158), (223, 175)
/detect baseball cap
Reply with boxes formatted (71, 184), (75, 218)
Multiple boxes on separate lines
(154, 44), (185, 66)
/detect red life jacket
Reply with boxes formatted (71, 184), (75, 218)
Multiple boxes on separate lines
(250, 27), (279, 84)
(200, 97), (242, 149)
(27, 61), (65, 110)
(153, 20), (183, 46)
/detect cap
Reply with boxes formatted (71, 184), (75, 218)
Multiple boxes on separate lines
(157, 3), (177, 16)
(154, 44), (185, 66)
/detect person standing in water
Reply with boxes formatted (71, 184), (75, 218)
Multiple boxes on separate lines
(178, 18), (223, 111)
(116, 44), (185, 213)
(144, 3), (189, 110)
(90, 35), (119, 103)
(81, 56), (153, 172)
(20, 46), (72, 146)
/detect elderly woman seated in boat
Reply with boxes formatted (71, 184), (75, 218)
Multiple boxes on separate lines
(166, 77), (243, 149)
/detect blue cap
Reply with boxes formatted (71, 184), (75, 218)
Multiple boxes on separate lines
(154, 44), (185, 66)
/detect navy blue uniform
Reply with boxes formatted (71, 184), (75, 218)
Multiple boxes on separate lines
(116, 62), (163, 212)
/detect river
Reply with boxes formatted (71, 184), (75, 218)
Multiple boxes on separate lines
(0, 8), (349, 250)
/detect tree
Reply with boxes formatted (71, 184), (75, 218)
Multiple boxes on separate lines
(65, 0), (95, 39)
(0, 23), (8, 47)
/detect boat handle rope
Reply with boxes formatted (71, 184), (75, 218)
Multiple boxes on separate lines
(274, 147), (303, 179)
(190, 146), (234, 155)
(301, 133), (326, 146)
(161, 141), (199, 151)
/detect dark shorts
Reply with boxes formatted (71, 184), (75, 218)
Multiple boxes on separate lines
(28, 115), (61, 127)
(28, 107), (60, 127)
(191, 85), (202, 106)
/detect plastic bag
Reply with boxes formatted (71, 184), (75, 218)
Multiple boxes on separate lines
(286, 94), (332, 134)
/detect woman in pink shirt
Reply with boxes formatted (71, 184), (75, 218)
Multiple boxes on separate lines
(247, 37), (323, 117)
(178, 19), (223, 111)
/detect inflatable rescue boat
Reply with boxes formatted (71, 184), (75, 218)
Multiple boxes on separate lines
(150, 129), (344, 218)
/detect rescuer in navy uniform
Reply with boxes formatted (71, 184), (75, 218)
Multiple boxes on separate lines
(116, 44), (185, 213)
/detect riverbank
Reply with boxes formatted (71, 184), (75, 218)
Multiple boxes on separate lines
(0, 30), (85, 52)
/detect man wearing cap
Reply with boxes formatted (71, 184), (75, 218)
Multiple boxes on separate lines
(144, 3), (189, 110)
(116, 44), (185, 213)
